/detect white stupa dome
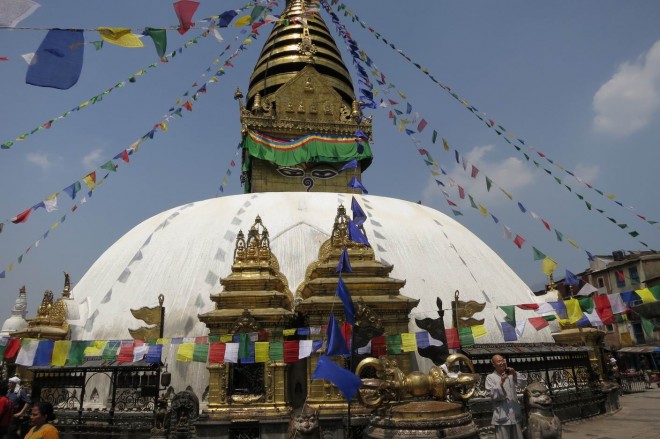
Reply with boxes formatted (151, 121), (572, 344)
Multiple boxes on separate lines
(69, 192), (553, 397)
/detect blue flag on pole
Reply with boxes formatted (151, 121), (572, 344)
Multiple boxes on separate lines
(348, 176), (368, 194)
(348, 220), (370, 247)
(339, 159), (358, 172)
(26, 29), (84, 90)
(336, 276), (356, 324)
(351, 196), (367, 226)
(336, 246), (352, 273)
(326, 313), (350, 356)
(312, 355), (362, 400)
(565, 270), (580, 286)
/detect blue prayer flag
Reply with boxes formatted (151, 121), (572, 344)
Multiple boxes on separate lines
(565, 270), (580, 287)
(348, 220), (370, 247)
(336, 246), (353, 274)
(336, 277), (356, 325)
(26, 29), (84, 90)
(351, 197), (367, 226)
(326, 313), (350, 356)
(348, 176), (368, 194)
(339, 159), (358, 172)
(312, 355), (362, 400)
(501, 321), (518, 342)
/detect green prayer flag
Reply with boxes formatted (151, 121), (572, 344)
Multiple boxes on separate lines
(193, 343), (209, 362)
(629, 231), (639, 237)
(555, 230), (563, 241)
(145, 28), (167, 58)
(650, 285), (660, 301)
(92, 40), (104, 50)
(542, 315), (557, 321)
(458, 327), (474, 348)
(386, 334), (402, 354)
(432, 130), (437, 143)
(578, 297), (594, 313)
(500, 305), (516, 325)
(102, 341), (120, 360)
(641, 317), (656, 338)
(238, 333), (251, 359)
(67, 340), (90, 366)
(532, 247), (546, 261)
(485, 176), (493, 192)
(468, 195), (477, 209)
(101, 161), (117, 172)
(269, 342), (283, 360)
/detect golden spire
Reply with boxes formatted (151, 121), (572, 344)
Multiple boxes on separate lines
(247, 0), (355, 108)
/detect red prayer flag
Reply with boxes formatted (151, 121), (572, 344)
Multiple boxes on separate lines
(445, 328), (459, 349)
(4, 338), (21, 359)
(616, 271), (625, 282)
(513, 235), (525, 249)
(283, 340), (299, 363)
(528, 317), (549, 331)
(11, 208), (32, 224)
(458, 186), (465, 199)
(122, 149), (130, 163)
(118, 342), (134, 363)
(183, 101), (193, 111)
(341, 322), (352, 350)
(517, 304), (540, 310)
(371, 336), (386, 357)
(594, 295), (615, 325)
(417, 119), (428, 133)
(447, 200), (457, 207)
(470, 165), (479, 178)
(173, 0), (200, 35)
(541, 219), (551, 231)
(208, 343), (226, 364)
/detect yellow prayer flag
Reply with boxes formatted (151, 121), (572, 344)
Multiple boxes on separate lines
(233, 15), (252, 27)
(255, 342), (270, 362)
(8, 264), (13, 272)
(567, 238), (579, 249)
(84, 340), (107, 356)
(98, 27), (144, 48)
(607, 194), (617, 200)
(478, 204), (488, 217)
(541, 257), (557, 276)
(51, 223), (59, 230)
(431, 169), (440, 176)
(500, 188), (513, 200)
(400, 332), (417, 352)
(471, 324), (487, 338)
(160, 122), (168, 132)
(177, 343), (194, 362)
(220, 334), (233, 343)
(635, 288), (656, 304)
(564, 298), (583, 324)
(82, 173), (96, 190)
(51, 340), (71, 366)
(156, 338), (169, 345)
(283, 329), (296, 336)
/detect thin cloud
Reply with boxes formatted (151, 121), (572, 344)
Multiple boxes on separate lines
(82, 148), (104, 169)
(26, 152), (52, 170)
(573, 163), (600, 186)
(593, 40), (660, 137)
(422, 145), (534, 205)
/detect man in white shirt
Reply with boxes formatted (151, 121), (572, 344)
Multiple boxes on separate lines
(485, 355), (527, 439)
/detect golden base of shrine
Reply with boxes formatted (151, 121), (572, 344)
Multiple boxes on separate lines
(365, 401), (479, 439)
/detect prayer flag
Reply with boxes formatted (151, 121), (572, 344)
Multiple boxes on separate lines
(16, 339), (39, 366)
(269, 342), (283, 361)
(101, 341), (120, 360)
(283, 340), (299, 363)
(336, 276), (356, 324)
(224, 343), (238, 363)
(445, 328), (459, 349)
(576, 283), (597, 297)
(176, 343), (194, 362)
(217, 10), (238, 27)
(351, 196), (367, 226)
(208, 343), (226, 364)
(549, 301), (568, 319)
(336, 246), (352, 274)
(542, 257), (557, 275)
(386, 334), (402, 354)
(173, 0), (199, 34)
(500, 305), (516, 325)
(348, 176), (368, 194)
(564, 298), (583, 324)
(4, 338), (20, 359)
(326, 313), (350, 356)
(26, 29), (84, 89)
(11, 208), (31, 224)
(565, 270), (580, 287)
(471, 324), (487, 338)
(641, 317), (656, 337)
(501, 322), (517, 341)
(513, 235), (525, 249)
(144, 28), (167, 57)
(193, 343), (209, 362)
(68, 340), (90, 366)
(255, 342), (269, 362)
(635, 288), (656, 304)
(298, 340), (313, 359)
(400, 333), (417, 352)
(98, 27), (143, 47)
(608, 293), (627, 314)
(51, 340), (70, 366)
(133, 345), (149, 362)
(339, 159), (358, 172)
(593, 295), (614, 325)
(578, 297), (595, 313)
(458, 327), (474, 347)
(312, 355), (362, 400)
(528, 317), (549, 331)
(146, 344), (162, 364)
(347, 220), (370, 247)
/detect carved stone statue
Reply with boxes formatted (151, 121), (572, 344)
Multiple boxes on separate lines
(287, 405), (322, 439)
(523, 382), (562, 439)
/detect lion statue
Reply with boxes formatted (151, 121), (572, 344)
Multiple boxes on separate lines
(523, 382), (562, 439)
(288, 405), (322, 439)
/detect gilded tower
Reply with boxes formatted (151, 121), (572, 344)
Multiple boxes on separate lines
(235, 0), (373, 193)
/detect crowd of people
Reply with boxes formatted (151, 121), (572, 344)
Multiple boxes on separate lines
(0, 376), (59, 439)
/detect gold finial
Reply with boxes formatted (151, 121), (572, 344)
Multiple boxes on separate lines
(62, 272), (71, 298)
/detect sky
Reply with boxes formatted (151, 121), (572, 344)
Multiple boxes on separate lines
(1, 0), (660, 323)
